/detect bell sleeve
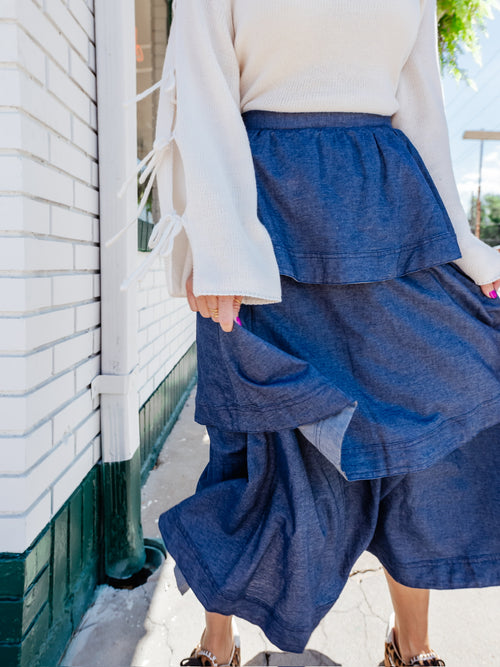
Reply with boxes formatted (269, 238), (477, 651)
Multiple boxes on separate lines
(392, 0), (500, 286)
(151, 0), (282, 305)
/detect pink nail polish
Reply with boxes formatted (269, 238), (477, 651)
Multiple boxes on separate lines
(235, 316), (242, 326)
(489, 290), (498, 299)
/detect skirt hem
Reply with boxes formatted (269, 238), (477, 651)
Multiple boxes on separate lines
(160, 505), (500, 653)
(369, 547), (500, 590)
(272, 231), (461, 286)
(340, 391), (500, 480)
(159, 508), (344, 654)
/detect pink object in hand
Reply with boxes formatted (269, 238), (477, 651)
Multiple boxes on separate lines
(489, 290), (498, 299)
(235, 316), (242, 326)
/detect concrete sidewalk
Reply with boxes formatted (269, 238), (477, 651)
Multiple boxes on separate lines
(61, 388), (500, 667)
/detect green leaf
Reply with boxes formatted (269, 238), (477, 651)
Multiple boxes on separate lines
(437, 0), (500, 85)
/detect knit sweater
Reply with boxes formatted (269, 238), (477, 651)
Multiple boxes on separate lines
(116, 0), (500, 304)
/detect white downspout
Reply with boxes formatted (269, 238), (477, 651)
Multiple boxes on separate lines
(92, 0), (145, 578)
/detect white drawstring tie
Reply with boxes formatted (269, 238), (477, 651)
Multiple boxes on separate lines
(105, 134), (176, 249)
(119, 213), (185, 292)
(106, 57), (180, 291)
(123, 70), (176, 107)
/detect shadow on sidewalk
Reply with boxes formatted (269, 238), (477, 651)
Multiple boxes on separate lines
(246, 648), (341, 665)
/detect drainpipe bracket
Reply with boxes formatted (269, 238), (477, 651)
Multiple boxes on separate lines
(91, 367), (138, 403)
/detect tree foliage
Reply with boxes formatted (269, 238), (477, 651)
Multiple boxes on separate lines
(437, 0), (500, 82)
(469, 194), (500, 246)
(485, 193), (500, 226)
(483, 194), (500, 246)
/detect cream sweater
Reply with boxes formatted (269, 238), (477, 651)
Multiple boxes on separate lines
(114, 0), (500, 304)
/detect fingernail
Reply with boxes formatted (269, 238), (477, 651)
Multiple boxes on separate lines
(235, 316), (242, 326)
(489, 290), (498, 299)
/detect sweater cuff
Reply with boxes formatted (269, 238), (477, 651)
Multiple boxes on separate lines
(163, 218), (283, 305)
(188, 229), (283, 306)
(162, 226), (193, 298)
(453, 234), (500, 285)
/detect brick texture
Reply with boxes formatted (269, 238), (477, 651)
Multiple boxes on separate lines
(137, 260), (195, 408)
(0, 0), (100, 554)
(0, 0), (196, 556)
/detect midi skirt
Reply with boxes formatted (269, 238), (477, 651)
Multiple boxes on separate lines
(158, 111), (500, 653)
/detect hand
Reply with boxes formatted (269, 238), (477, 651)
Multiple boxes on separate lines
(185, 271), (243, 332)
(480, 278), (500, 300)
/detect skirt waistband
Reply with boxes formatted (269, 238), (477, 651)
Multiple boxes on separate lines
(241, 110), (392, 130)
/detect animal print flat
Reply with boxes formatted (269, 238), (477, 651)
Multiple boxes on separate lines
(384, 612), (445, 666)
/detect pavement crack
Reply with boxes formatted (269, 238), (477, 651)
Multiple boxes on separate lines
(145, 616), (166, 629)
(361, 611), (369, 653)
(358, 579), (386, 624)
(349, 566), (382, 578)
(329, 606), (362, 614)
(320, 620), (329, 645)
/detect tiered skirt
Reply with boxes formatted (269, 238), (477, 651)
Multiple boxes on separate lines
(158, 111), (500, 653)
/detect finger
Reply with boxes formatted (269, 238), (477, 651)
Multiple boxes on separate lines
(233, 295), (243, 315)
(233, 296), (243, 326)
(205, 295), (220, 322)
(480, 282), (499, 299)
(187, 292), (198, 312)
(218, 296), (235, 332)
(185, 272), (198, 312)
(196, 295), (211, 318)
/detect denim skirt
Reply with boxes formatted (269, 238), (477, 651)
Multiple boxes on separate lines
(158, 111), (500, 653)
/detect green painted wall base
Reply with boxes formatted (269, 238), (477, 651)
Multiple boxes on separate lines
(0, 467), (102, 667)
(0, 341), (197, 667)
(101, 447), (145, 580)
(139, 342), (197, 484)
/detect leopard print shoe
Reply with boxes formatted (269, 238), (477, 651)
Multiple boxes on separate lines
(180, 617), (241, 667)
(384, 612), (445, 666)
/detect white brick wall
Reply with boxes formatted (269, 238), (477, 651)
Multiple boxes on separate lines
(0, 0), (100, 554)
(0, 0), (196, 555)
(136, 258), (195, 408)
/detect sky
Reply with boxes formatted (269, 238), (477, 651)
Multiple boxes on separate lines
(442, 8), (500, 212)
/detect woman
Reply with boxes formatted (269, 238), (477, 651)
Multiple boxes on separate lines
(114, 1), (500, 665)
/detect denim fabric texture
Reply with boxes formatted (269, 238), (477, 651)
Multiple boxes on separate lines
(158, 111), (500, 654)
(161, 423), (500, 653)
(243, 111), (462, 284)
(195, 266), (500, 481)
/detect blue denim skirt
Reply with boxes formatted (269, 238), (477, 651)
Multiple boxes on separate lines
(158, 112), (500, 653)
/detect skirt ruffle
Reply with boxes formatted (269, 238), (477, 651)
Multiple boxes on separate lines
(159, 419), (500, 653)
(196, 266), (500, 480)
(243, 111), (461, 285)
